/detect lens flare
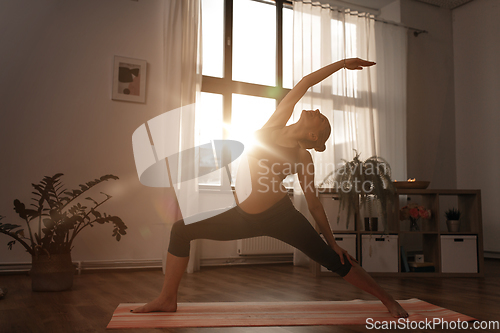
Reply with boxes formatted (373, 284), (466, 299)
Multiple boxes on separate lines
(153, 193), (181, 225)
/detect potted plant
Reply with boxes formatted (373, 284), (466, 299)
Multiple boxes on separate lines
(0, 173), (127, 291)
(320, 150), (396, 231)
(445, 208), (461, 232)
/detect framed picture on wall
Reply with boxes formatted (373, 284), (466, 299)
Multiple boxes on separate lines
(112, 56), (147, 103)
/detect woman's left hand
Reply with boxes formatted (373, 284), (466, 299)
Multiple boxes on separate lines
(344, 58), (376, 70)
(332, 243), (358, 266)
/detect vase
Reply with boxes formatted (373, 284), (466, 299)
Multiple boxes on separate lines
(364, 217), (379, 231)
(30, 253), (76, 291)
(446, 220), (460, 232)
(409, 218), (420, 231)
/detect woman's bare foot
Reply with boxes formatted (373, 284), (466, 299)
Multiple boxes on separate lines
(383, 299), (409, 318)
(131, 297), (177, 313)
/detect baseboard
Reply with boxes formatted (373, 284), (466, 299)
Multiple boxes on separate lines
(200, 254), (293, 267)
(484, 251), (500, 259)
(0, 259), (162, 274)
(0, 255), (294, 275)
(0, 262), (32, 274)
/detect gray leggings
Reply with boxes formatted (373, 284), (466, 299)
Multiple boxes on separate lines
(168, 195), (352, 277)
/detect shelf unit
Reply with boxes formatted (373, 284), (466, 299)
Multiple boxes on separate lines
(311, 189), (484, 277)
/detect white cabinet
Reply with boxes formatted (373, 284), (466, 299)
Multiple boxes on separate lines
(361, 235), (399, 273)
(319, 195), (355, 231)
(441, 235), (478, 273)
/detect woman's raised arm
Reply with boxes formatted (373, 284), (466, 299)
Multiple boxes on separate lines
(262, 58), (375, 129)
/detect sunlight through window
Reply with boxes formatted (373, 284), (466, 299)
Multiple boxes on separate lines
(331, 20), (358, 97)
(283, 6), (293, 89)
(201, 0), (224, 78)
(233, 0), (276, 86)
(196, 92), (223, 185)
(230, 93), (276, 182)
(230, 93), (275, 148)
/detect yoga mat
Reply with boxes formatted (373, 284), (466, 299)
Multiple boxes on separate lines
(107, 298), (475, 329)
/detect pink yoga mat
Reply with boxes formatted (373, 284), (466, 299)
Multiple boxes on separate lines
(107, 298), (475, 329)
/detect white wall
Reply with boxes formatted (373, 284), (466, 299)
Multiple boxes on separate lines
(400, 0), (457, 189)
(0, 0), (172, 263)
(453, 0), (500, 254)
(380, 0), (401, 23)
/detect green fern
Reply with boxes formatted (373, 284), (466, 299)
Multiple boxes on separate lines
(320, 150), (395, 231)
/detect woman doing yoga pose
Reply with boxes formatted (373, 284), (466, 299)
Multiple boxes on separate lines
(133, 58), (409, 318)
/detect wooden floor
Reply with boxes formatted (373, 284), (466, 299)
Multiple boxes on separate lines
(1, 259), (499, 333)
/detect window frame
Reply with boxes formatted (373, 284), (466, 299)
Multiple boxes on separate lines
(200, 0), (293, 188)
(200, 0), (367, 189)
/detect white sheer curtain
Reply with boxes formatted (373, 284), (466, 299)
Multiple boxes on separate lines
(291, 1), (407, 265)
(162, 0), (202, 273)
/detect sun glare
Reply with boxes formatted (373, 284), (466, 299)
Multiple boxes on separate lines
(230, 94), (275, 148)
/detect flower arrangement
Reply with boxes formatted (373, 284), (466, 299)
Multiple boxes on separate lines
(399, 203), (431, 231)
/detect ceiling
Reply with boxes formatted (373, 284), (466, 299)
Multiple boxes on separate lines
(343, 0), (474, 10)
(411, 0), (473, 9)
(340, 0), (396, 10)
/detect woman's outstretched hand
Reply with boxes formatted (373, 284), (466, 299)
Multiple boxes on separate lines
(332, 243), (358, 266)
(344, 58), (376, 70)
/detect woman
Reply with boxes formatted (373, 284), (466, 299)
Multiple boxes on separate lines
(133, 58), (409, 318)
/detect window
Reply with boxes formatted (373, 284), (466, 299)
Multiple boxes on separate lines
(198, 1), (365, 188)
(195, 92), (223, 186)
(199, 0), (293, 186)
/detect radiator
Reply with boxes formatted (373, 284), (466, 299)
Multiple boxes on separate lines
(237, 236), (294, 255)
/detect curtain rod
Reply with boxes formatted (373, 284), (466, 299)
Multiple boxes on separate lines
(285, 0), (428, 36)
(373, 17), (428, 36)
